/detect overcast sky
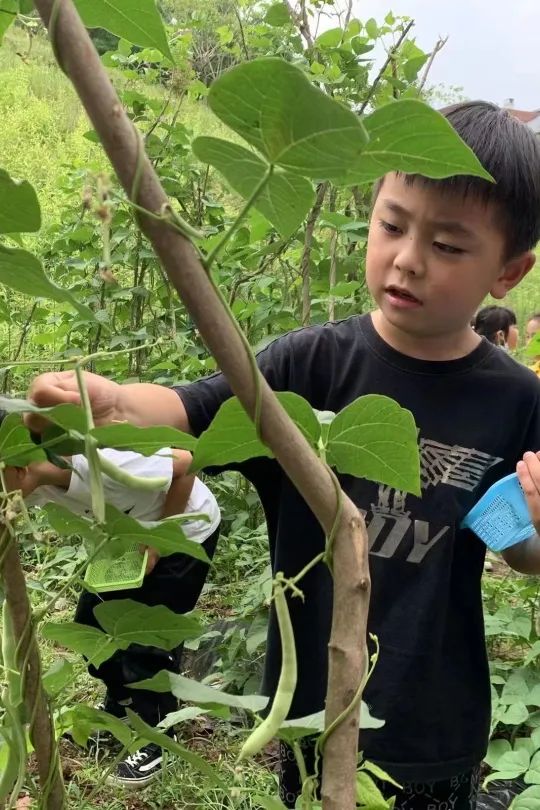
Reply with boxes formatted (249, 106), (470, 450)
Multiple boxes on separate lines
(338, 0), (539, 110)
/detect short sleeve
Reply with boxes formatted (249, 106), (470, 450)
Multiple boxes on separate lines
(174, 331), (294, 438)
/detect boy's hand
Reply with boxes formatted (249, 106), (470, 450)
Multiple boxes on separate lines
(141, 546), (160, 575)
(517, 451), (540, 531)
(26, 371), (121, 433)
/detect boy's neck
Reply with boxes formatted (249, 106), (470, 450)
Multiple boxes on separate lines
(371, 310), (482, 361)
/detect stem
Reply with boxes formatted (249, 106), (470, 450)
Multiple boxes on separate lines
(32, 6), (371, 807)
(204, 165), (274, 270)
(358, 20), (414, 114)
(301, 182), (328, 326)
(0, 528), (66, 809)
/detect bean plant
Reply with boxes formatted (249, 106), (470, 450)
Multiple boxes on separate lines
(0, 1), (492, 808)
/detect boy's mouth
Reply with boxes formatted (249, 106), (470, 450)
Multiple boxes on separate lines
(384, 285), (423, 308)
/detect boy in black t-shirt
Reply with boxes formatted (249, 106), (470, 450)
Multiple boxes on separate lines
(26, 102), (540, 808)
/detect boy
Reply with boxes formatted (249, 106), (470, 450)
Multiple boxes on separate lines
(26, 102), (540, 808)
(1, 437), (220, 788)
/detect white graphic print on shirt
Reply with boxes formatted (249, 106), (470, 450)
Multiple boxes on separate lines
(361, 438), (503, 564)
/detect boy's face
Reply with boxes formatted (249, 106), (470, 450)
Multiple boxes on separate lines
(366, 173), (534, 345)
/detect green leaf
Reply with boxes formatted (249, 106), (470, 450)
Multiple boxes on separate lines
(0, 247), (95, 320)
(347, 100), (494, 184)
(487, 747), (530, 774)
(0, 0), (17, 44)
(41, 622), (115, 668)
(252, 798), (288, 810)
(93, 599), (203, 650)
(42, 503), (97, 543)
(69, 705), (133, 748)
(92, 423), (196, 455)
(0, 413), (46, 466)
(192, 137), (315, 238)
(525, 751), (540, 785)
(264, 2), (289, 26)
(511, 786), (540, 808)
(501, 670), (531, 705)
(126, 709), (225, 787)
(208, 58), (369, 181)
(103, 505), (210, 562)
(191, 392), (321, 471)
(403, 54), (429, 83)
(131, 670), (269, 712)
(277, 701), (383, 744)
(0, 170), (40, 233)
(315, 27), (343, 48)
(499, 703), (530, 726)
(365, 18), (378, 38)
(43, 659), (74, 697)
(361, 761), (401, 788)
(326, 394), (420, 495)
(74, 0), (172, 61)
(357, 771), (392, 810)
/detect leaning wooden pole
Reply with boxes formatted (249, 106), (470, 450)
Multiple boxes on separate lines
(32, 3), (371, 806)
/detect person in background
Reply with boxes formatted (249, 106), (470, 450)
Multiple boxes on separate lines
(472, 305), (519, 350)
(526, 312), (540, 375)
(0, 428), (220, 788)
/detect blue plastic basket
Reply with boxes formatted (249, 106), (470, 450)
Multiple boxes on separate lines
(461, 473), (534, 553)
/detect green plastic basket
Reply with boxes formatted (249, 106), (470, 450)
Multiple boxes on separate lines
(84, 544), (148, 593)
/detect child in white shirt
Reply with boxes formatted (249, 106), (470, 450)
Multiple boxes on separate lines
(3, 444), (220, 787)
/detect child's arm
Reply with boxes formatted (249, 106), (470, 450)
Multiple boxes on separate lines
(161, 449), (195, 518)
(503, 451), (540, 574)
(143, 449), (195, 574)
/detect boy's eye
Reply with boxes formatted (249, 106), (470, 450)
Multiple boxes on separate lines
(379, 219), (401, 234)
(433, 241), (464, 255)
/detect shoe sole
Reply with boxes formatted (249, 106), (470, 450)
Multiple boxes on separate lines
(105, 771), (160, 789)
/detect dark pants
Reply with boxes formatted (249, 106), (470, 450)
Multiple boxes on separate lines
(74, 527), (219, 727)
(279, 739), (480, 810)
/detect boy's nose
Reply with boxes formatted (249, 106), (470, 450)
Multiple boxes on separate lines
(393, 239), (426, 277)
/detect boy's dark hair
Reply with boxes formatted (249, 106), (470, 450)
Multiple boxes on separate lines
(472, 305), (517, 344)
(374, 101), (540, 258)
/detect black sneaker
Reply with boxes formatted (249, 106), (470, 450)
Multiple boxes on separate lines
(87, 699), (130, 753)
(107, 742), (164, 788)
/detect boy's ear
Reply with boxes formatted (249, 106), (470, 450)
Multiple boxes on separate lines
(491, 250), (536, 299)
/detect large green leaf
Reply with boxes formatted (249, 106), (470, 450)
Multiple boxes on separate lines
(41, 622), (115, 668)
(93, 599), (203, 649)
(126, 710), (225, 787)
(68, 705), (134, 748)
(92, 423), (196, 454)
(191, 392), (321, 471)
(0, 413), (46, 466)
(0, 247), (95, 320)
(346, 100), (493, 184)
(102, 505), (210, 562)
(326, 394), (420, 495)
(208, 58), (369, 181)
(0, 0), (17, 44)
(131, 670), (269, 712)
(42, 503), (97, 543)
(192, 137), (315, 238)
(0, 397), (88, 434)
(0, 170), (40, 233)
(74, 0), (172, 61)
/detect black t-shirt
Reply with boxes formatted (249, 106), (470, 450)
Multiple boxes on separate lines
(176, 313), (540, 782)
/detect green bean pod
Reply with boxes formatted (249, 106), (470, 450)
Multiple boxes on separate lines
(238, 580), (297, 761)
(98, 454), (169, 492)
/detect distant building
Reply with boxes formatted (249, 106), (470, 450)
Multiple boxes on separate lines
(504, 99), (540, 134)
